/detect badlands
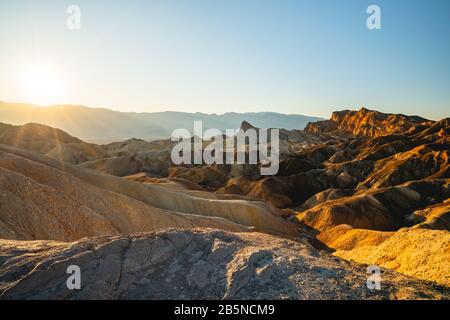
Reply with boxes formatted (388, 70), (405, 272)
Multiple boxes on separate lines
(0, 107), (449, 299)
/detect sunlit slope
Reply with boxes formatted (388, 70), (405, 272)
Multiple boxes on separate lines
(0, 144), (298, 240)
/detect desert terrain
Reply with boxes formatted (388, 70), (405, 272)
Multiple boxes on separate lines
(0, 106), (449, 299)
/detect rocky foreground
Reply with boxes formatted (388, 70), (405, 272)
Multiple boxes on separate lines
(1, 229), (448, 300)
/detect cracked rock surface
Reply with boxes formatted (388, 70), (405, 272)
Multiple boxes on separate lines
(0, 229), (448, 300)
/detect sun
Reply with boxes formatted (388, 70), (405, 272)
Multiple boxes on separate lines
(20, 66), (65, 106)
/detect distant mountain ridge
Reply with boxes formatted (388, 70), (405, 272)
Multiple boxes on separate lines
(0, 102), (322, 141)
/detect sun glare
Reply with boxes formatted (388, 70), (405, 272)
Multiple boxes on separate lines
(20, 67), (65, 106)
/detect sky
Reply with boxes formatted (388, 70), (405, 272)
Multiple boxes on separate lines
(0, 0), (449, 119)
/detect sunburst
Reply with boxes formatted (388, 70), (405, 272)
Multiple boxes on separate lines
(20, 66), (65, 106)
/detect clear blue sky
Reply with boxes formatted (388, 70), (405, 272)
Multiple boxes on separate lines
(0, 0), (449, 119)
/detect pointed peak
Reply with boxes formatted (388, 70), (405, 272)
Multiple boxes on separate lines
(240, 120), (257, 131)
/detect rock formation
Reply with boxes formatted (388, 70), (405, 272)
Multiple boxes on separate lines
(305, 108), (432, 137)
(0, 107), (449, 299)
(1, 229), (448, 299)
(0, 144), (298, 241)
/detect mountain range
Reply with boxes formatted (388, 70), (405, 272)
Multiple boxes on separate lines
(0, 101), (322, 142)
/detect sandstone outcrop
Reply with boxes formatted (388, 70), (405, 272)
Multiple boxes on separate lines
(305, 108), (432, 137)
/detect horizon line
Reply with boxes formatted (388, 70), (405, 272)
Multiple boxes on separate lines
(0, 99), (326, 119)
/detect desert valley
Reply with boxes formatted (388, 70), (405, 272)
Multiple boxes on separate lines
(0, 103), (448, 299)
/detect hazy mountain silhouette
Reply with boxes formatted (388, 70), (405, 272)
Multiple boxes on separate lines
(0, 102), (322, 142)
